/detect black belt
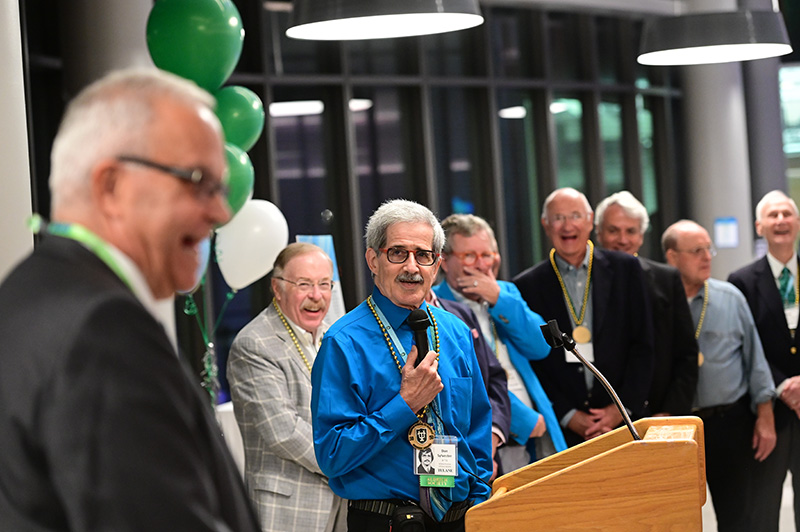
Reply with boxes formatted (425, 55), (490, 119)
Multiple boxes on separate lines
(349, 498), (471, 523)
(692, 394), (749, 418)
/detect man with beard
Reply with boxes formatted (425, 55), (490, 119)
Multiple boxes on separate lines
(311, 199), (492, 532)
(228, 242), (346, 532)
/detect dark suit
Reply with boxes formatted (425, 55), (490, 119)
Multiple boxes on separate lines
(639, 257), (698, 415)
(513, 246), (654, 447)
(729, 256), (800, 532)
(0, 236), (260, 532)
(435, 297), (512, 443)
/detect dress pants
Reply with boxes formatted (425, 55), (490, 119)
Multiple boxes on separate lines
(750, 403), (800, 532)
(347, 504), (465, 532)
(696, 395), (756, 532)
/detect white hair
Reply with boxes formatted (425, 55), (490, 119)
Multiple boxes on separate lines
(49, 68), (215, 212)
(755, 190), (799, 222)
(595, 190), (650, 234)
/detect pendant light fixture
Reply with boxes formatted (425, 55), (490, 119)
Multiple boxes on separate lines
(285, 0), (484, 41)
(638, 5), (792, 66)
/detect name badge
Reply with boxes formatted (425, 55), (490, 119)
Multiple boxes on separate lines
(565, 341), (594, 363)
(785, 306), (799, 330)
(415, 436), (458, 488)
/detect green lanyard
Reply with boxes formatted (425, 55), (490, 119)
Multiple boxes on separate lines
(46, 221), (134, 291)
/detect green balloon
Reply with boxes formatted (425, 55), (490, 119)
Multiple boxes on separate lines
(146, 0), (244, 93)
(215, 86), (265, 151)
(225, 143), (254, 216)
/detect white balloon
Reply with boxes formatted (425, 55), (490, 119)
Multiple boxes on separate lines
(215, 199), (289, 290)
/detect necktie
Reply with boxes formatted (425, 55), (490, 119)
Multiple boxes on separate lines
(779, 267), (795, 308)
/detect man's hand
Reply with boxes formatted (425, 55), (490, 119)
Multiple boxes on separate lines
(457, 266), (501, 306)
(581, 405), (623, 440)
(530, 414), (546, 438)
(491, 433), (502, 482)
(780, 376), (800, 419)
(567, 410), (600, 440)
(753, 401), (776, 462)
(400, 346), (443, 412)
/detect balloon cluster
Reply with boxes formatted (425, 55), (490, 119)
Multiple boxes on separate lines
(146, 0), (288, 292)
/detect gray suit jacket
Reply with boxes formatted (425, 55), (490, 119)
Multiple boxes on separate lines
(228, 304), (339, 531)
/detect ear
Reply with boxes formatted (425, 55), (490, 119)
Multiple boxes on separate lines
(440, 254), (450, 275)
(366, 247), (379, 276)
(90, 159), (124, 217)
(755, 219), (764, 237)
(271, 277), (281, 301)
(665, 249), (677, 267)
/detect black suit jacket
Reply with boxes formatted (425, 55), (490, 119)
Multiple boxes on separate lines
(513, 247), (654, 446)
(639, 257), (698, 415)
(0, 236), (259, 532)
(729, 255), (800, 430)
(436, 298), (512, 442)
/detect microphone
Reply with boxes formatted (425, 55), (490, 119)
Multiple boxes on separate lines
(407, 309), (431, 367)
(540, 320), (641, 441)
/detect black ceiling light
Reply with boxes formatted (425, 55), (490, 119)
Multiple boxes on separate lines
(286, 0), (484, 41)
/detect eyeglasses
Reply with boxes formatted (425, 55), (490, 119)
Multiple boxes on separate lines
(274, 277), (335, 292)
(548, 212), (588, 226)
(673, 244), (717, 258)
(447, 251), (498, 266)
(116, 156), (229, 200)
(379, 247), (439, 267)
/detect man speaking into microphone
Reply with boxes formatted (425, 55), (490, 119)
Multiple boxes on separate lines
(311, 199), (492, 532)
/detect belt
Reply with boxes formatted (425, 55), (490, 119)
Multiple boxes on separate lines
(692, 394), (749, 418)
(349, 498), (472, 523)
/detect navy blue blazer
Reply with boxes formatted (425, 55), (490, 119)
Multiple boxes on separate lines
(729, 255), (800, 430)
(513, 246), (655, 447)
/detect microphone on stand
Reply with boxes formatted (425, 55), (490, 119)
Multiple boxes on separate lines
(539, 320), (641, 441)
(408, 309), (431, 368)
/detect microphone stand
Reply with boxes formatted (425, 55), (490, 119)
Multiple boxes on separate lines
(540, 320), (640, 441)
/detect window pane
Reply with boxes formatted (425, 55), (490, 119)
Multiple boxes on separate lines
(780, 66), (800, 203)
(425, 27), (486, 77)
(637, 95), (660, 258)
(347, 39), (419, 76)
(596, 17), (621, 84)
(599, 98), (624, 195)
(552, 95), (585, 191)
(430, 87), (488, 218)
(265, 9), (341, 75)
(548, 12), (582, 81)
(497, 89), (543, 273)
(490, 8), (543, 78)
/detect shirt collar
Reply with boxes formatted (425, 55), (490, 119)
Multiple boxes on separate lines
(554, 243), (591, 272)
(766, 251), (798, 280)
(282, 310), (326, 348)
(371, 286), (428, 330)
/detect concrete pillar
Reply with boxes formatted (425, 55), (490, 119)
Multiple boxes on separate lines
(0, 1), (33, 281)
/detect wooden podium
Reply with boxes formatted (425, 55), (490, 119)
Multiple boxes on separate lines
(466, 417), (706, 532)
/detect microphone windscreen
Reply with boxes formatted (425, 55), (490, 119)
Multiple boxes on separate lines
(407, 309), (431, 331)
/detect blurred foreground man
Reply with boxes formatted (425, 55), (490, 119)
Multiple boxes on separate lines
(311, 199), (492, 532)
(513, 187), (654, 447)
(0, 69), (259, 531)
(594, 191), (697, 416)
(228, 243), (346, 531)
(729, 190), (800, 532)
(664, 220), (775, 532)
(434, 213), (566, 469)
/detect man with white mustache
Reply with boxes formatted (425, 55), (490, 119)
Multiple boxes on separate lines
(228, 242), (346, 532)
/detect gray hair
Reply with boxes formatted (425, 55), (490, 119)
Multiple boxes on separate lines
(595, 190), (650, 234)
(440, 214), (497, 254)
(540, 187), (593, 223)
(49, 68), (215, 212)
(272, 242), (332, 279)
(661, 219), (702, 253)
(364, 199), (445, 253)
(755, 190), (799, 222)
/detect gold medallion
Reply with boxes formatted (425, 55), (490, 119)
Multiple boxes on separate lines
(408, 421), (435, 449)
(792, 346), (797, 355)
(698, 352), (704, 367)
(572, 325), (591, 344)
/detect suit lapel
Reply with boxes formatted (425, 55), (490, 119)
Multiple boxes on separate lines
(755, 256), (788, 331)
(591, 248), (612, 335)
(266, 305), (314, 380)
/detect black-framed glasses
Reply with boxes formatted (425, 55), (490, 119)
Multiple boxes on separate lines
(274, 276), (335, 292)
(116, 155), (229, 200)
(379, 247), (439, 266)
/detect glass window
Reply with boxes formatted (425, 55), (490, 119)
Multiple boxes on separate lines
(596, 17), (621, 84)
(637, 95), (660, 258)
(430, 87), (489, 218)
(425, 27), (486, 77)
(347, 39), (419, 76)
(490, 8), (543, 78)
(599, 98), (625, 195)
(496, 89), (544, 274)
(548, 12), (582, 81)
(780, 65), (800, 202)
(552, 95), (586, 191)
(265, 9), (341, 75)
